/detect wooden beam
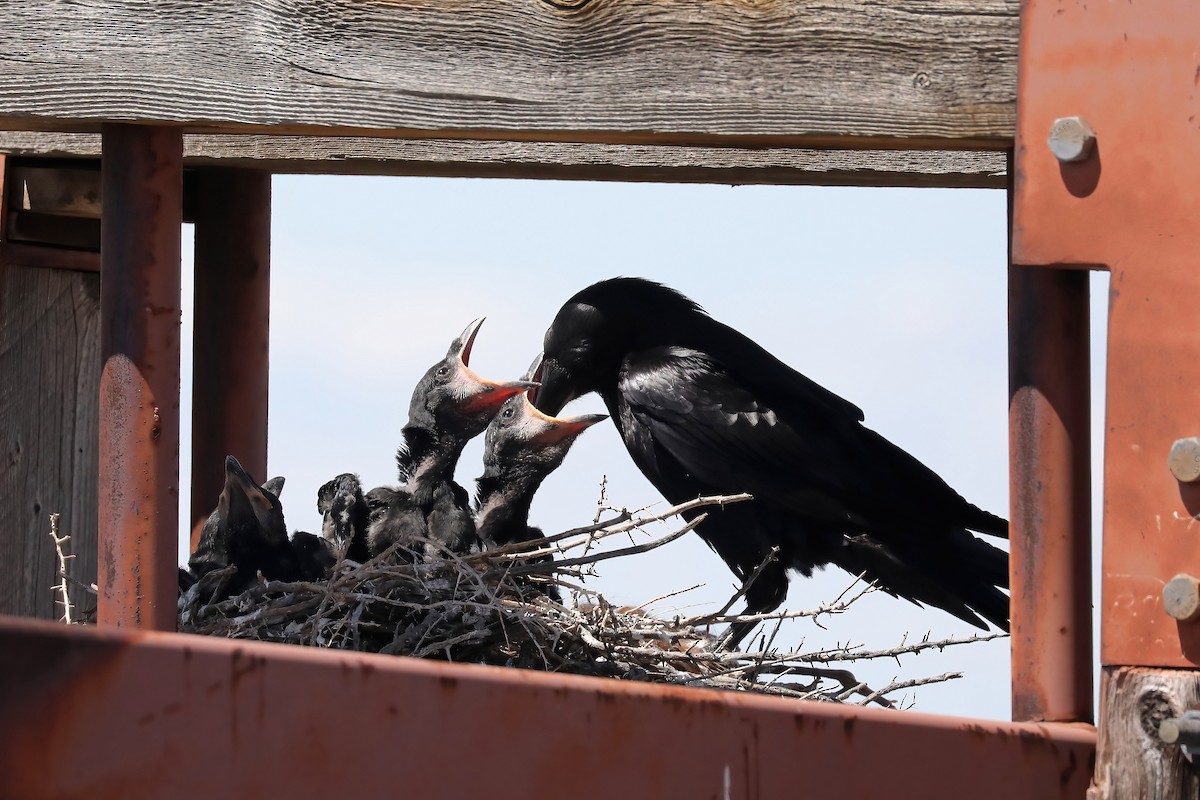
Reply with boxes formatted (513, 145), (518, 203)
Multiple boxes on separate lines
(0, 132), (1008, 189)
(0, 264), (101, 621)
(1091, 667), (1200, 799)
(0, 0), (1016, 148)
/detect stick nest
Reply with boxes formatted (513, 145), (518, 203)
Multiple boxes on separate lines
(176, 494), (1002, 708)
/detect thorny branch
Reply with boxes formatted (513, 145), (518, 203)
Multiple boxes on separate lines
(178, 493), (1004, 708)
(48, 513), (74, 624)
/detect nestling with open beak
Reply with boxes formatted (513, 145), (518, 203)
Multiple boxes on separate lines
(475, 355), (607, 600)
(367, 318), (538, 560)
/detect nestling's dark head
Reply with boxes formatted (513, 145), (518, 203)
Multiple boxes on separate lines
(317, 472), (368, 553)
(475, 357), (606, 524)
(481, 369), (607, 485)
(406, 317), (538, 439)
(188, 455), (289, 581)
(217, 455), (288, 548)
(533, 278), (704, 415)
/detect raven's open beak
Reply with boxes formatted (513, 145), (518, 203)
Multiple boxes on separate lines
(448, 318), (539, 414)
(515, 395), (607, 448)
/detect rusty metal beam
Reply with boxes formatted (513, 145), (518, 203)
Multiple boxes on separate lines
(189, 168), (271, 550)
(1012, 1), (1200, 670)
(98, 124), (183, 630)
(0, 616), (1096, 799)
(1009, 264), (1093, 723)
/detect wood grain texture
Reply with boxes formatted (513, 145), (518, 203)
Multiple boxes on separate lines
(0, 0), (1017, 147)
(0, 264), (100, 621)
(1090, 667), (1200, 800)
(0, 132), (1008, 188)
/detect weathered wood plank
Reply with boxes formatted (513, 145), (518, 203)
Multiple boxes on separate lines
(0, 0), (1017, 147)
(1090, 666), (1200, 800)
(0, 264), (100, 621)
(0, 132), (1008, 188)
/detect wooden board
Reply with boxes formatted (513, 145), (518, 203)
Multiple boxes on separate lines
(1091, 667), (1200, 799)
(0, 263), (100, 621)
(0, 0), (1017, 148)
(0, 132), (1008, 188)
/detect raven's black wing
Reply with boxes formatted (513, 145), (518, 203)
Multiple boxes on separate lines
(617, 346), (1008, 630)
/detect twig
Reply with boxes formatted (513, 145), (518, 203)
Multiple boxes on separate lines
(629, 583), (705, 613)
(593, 475), (610, 525)
(502, 514), (708, 576)
(857, 672), (964, 706)
(48, 513), (74, 625)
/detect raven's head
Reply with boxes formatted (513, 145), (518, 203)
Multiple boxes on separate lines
(406, 318), (539, 439)
(188, 455), (289, 581)
(399, 318), (539, 482)
(475, 359), (606, 526)
(532, 277), (703, 414)
(316, 472), (369, 560)
(482, 360), (607, 483)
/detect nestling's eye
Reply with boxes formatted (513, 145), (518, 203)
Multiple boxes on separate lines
(500, 406), (516, 421)
(435, 365), (450, 379)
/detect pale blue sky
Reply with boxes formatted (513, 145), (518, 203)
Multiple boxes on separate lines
(178, 175), (1109, 721)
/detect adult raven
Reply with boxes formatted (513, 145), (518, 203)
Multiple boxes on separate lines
(532, 277), (1009, 643)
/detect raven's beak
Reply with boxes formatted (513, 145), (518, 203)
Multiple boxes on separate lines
(448, 318), (539, 414)
(529, 355), (575, 416)
(221, 455), (287, 545)
(449, 317), (486, 369)
(518, 397), (607, 448)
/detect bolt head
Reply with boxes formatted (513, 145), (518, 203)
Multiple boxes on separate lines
(1169, 437), (1200, 482)
(1164, 574), (1200, 622)
(1048, 116), (1096, 163)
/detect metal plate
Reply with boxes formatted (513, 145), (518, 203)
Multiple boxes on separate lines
(1012, 1), (1200, 668)
(0, 617), (1095, 799)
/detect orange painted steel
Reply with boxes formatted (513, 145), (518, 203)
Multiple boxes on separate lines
(1009, 264), (1093, 723)
(98, 125), (184, 630)
(0, 616), (1096, 800)
(1012, 1), (1200, 668)
(189, 168), (272, 551)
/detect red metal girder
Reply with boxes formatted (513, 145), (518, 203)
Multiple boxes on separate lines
(1009, 264), (1093, 723)
(98, 125), (183, 630)
(189, 167), (271, 550)
(1013, 2), (1200, 668)
(0, 617), (1095, 799)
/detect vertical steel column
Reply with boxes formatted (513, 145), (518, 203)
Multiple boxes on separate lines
(189, 168), (271, 549)
(98, 125), (183, 630)
(1008, 263), (1093, 723)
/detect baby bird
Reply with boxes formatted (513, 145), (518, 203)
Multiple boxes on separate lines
(184, 456), (323, 596)
(317, 472), (371, 563)
(476, 356), (607, 599)
(367, 319), (536, 561)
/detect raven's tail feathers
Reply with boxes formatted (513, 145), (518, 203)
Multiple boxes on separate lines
(833, 529), (1010, 632)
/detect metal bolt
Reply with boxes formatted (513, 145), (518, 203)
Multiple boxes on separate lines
(1169, 437), (1200, 482)
(1163, 574), (1200, 622)
(1160, 710), (1200, 762)
(1048, 116), (1096, 163)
